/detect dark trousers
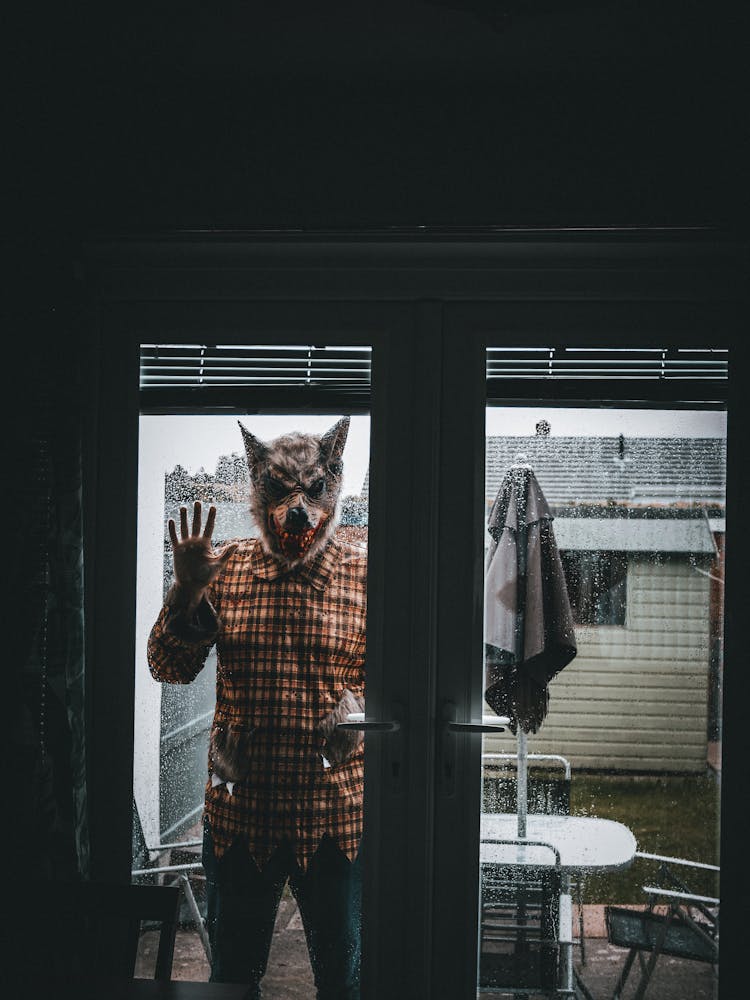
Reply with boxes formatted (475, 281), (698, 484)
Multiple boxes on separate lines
(202, 824), (362, 1000)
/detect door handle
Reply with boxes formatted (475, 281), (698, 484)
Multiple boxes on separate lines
(336, 704), (405, 793)
(336, 713), (401, 733)
(445, 716), (510, 734)
(442, 701), (509, 734)
(441, 702), (508, 797)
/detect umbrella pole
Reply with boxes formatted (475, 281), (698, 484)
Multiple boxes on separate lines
(517, 729), (528, 838)
(515, 468), (529, 839)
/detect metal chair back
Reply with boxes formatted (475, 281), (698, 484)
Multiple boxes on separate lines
(479, 838), (570, 996)
(605, 853), (719, 1000)
(482, 752), (571, 816)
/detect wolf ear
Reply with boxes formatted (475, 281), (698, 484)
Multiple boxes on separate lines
(238, 421), (269, 473)
(319, 417), (350, 473)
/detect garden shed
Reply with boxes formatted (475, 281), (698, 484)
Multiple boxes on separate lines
(484, 433), (726, 773)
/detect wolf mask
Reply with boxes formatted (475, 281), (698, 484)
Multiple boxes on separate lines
(238, 417), (350, 567)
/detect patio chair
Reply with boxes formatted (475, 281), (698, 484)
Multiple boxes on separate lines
(479, 837), (577, 997)
(7, 880), (181, 982)
(482, 752), (571, 817)
(605, 852), (719, 1000)
(482, 751), (588, 966)
(131, 799), (212, 962)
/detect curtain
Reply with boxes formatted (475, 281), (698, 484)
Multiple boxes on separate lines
(10, 306), (90, 879)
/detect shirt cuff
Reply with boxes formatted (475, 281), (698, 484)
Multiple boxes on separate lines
(164, 596), (219, 643)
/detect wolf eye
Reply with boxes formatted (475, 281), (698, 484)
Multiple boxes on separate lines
(307, 478), (326, 498)
(265, 475), (289, 499)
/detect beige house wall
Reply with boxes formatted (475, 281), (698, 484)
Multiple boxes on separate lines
(484, 556), (712, 773)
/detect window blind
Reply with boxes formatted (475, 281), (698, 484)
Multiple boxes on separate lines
(486, 347), (728, 402)
(487, 347), (728, 381)
(140, 343), (728, 406)
(140, 344), (372, 391)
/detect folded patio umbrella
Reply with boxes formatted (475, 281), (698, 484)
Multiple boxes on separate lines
(484, 459), (577, 734)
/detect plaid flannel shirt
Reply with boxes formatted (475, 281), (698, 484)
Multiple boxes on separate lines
(147, 535), (367, 871)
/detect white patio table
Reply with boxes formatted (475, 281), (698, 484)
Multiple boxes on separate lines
(480, 813), (637, 873)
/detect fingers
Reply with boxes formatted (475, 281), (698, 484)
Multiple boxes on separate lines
(192, 500), (202, 536)
(203, 505), (217, 539)
(176, 502), (218, 543)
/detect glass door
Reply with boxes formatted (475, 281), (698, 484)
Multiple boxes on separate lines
(90, 301), (436, 997)
(133, 406), (372, 989)
(433, 309), (728, 1000)
(91, 284), (737, 1000)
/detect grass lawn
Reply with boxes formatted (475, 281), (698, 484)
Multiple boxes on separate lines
(483, 767), (721, 904)
(569, 771), (721, 904)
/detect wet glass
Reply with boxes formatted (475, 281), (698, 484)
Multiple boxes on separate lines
(478, 404), (725, 999)
(133, 410), (370, 987)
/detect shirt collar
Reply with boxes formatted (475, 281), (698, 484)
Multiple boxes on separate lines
(249, 535), (341, 592)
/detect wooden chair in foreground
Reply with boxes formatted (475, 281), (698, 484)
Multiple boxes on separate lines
(9, 880), (181, 982)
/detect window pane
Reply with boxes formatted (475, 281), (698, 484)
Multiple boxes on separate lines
(561, 551), (627, 626)
(134, 410), (370, 989)
(478, 404), (724, 999)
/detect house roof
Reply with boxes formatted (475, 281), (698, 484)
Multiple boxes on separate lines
(485, 436), (726, 508)
(553, 517), (716, 554)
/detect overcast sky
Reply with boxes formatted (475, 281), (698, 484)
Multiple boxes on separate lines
(485, 406), (727, 439)
(139, 414), (372, 497)
(140, 408), (726, 497)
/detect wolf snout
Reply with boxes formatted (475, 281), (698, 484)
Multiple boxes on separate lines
(285, 505), (310, 531)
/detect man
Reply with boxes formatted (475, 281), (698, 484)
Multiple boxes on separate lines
(148, 417), (366, 999)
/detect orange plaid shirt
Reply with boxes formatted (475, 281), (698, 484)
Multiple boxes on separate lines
(147, 536), (367, 871)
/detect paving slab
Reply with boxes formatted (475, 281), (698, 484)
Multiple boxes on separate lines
(137, 898), (719, 999)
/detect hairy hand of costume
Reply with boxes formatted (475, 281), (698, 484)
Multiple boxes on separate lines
(167, 501), (238, 613)
(318, 688), (365, 766)
(210, 721), (255, 784)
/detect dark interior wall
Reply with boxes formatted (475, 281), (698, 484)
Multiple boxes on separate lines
(8, 0), (748, 239)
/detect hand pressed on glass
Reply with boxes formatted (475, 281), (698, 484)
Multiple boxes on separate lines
(167, 501), (238, 613)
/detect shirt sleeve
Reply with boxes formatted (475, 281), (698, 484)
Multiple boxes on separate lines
(147, 589), (219, 685)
